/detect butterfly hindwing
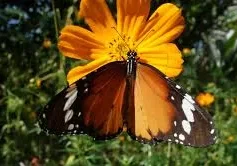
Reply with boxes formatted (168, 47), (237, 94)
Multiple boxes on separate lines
(126, 62), (216, 147)
(39, 62), (127, 140)
(163, 70), (216, 146)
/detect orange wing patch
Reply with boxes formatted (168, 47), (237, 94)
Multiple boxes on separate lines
(127, 63), (176, 141)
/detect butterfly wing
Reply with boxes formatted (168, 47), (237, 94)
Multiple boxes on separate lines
(126, 62), (216, 147)
(39, 62), (127, 140)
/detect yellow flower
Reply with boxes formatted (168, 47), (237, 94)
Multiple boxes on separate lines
(182, 48), (191, 55)
(119, 135), (125, 142)
(58, 0), (185, 84)
(43, 39), (52, 48)
(36, 79), (41, 88)
(233, 106), (237, 116)
(29, 112), (37, 121)
(227, 136), (234, 142)
(196, 92), (215, 106)
(224, 136), (235, 144)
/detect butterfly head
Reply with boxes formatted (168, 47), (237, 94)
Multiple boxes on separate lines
(127, 50), (138, 61)
(126, 50), (139, 76)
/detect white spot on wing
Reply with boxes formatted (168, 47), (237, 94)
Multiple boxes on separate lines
(78, 112), (81, 117)
(64, 109), (74, 123)
(66, 84), (76, 92)
(68, 124), (74, 130)
(176, 85), (181, 89)
(179, 134), (185, 141)
(210, 129), (215, 134)
(63, 90), (78, 111)
(65, 88), (77, 98)
(84, 88), (88, 93)
(174, 121), (177, 126)
(182, 120), (191, 135)
(174, 133), (177, 137)
(171, 96), (175, 100)
(184, 94), (195, 104)
(182, 98), (195, 122)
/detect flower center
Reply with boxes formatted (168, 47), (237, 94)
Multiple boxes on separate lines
(107, 35), (135, 61)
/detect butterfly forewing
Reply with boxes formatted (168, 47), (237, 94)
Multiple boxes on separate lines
(39, 83), (84, 135)
(39, 62), (127, 139)
(126, 63), (216, 147)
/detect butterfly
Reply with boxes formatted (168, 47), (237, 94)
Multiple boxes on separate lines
(39, 50), (216, 147)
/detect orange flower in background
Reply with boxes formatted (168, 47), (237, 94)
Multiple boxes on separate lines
(196, 92), (215, 106)
(43, 39), (52, 48)
(182, 48), (191, 55)
(58, 0), (185, 84)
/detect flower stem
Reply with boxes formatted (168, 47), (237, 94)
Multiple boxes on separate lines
(51, 0), (65, 72)
(51, 0), (59, 39)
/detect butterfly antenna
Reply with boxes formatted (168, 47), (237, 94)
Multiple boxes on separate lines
(134, 29), (155, 50)
(112, 27), (131, 50)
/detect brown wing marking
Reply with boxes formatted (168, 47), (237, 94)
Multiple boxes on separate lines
(81, 62), (127, 138)
(126, 63), (176, 141)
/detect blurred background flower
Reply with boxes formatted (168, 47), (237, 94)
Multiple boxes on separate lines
(42, 38), (52, 49)
(182, 48), (191, 56)
(196, 92), (215, 106)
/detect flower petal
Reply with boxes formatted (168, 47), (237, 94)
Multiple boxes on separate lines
(58, 25), (106, 60)
(79, 0), (116, 42)
(138, 3), (185, 48)
(67, 56), (113, 84)
(139, 43), (183, 77)
(117, 0), (151, 40)
(150, 65), (183, 77)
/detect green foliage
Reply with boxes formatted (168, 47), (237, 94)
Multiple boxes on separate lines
(1, 0), (237, 165)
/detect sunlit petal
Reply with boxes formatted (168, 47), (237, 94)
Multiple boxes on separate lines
(79, 0), (116, 42)
(139, 43), (183, 77)
(58, 25), (105, 60)
(67, 56), (113, 84)
(117, 0), (151, 41)
(150, 65), (183, 77)
(138, 3), (184, 48)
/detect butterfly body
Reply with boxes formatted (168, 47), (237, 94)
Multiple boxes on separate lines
(126, 50), (138, 77)
(39, 50), (216, 147)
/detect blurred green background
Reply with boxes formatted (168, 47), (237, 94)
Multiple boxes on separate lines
(1, 0), (237, 165)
